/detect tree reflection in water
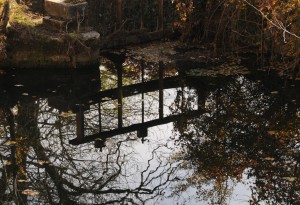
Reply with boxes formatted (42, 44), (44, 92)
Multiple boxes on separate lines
(0, 99), (181, 204)
(0, 62), (299, 205)
(172, 75), (300, 205)
(0, 66), (181, 205)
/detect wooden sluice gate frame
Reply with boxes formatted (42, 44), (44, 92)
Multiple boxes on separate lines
(70, 62), (206, 146)
(70, 109), (205, 146)
(114, 0), (164, 31)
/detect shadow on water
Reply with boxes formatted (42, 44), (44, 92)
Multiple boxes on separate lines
(0, 54), (299, 204)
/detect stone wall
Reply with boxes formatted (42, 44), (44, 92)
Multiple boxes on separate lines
(0, 0), (9, 60)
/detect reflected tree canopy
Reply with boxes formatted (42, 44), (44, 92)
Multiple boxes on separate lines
(0, 66), (181, 205)
(172, 75), (300, 205)
(0, 99), (180, 205)
(0, 58), (299, 205)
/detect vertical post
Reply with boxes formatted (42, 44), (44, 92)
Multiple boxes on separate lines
(117, 63), (123, 128)
(98, 68), (102, 132)
(76, 106), (84, 138)
(98, 103), (102, 132)
(197, 89), (206, 110)
(140, 0), (145, 29)
(141, 60), (145, 123)
(137, 60), (148, 143)
(181, 85), (184, 111)
(116, 0), (123, 30)
(157, 0), (164, 30)
(159, 61), (164, 119)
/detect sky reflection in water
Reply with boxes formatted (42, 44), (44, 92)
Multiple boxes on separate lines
(0, 58), (299, 205)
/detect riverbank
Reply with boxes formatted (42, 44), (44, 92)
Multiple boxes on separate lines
(0, 0), (101, 69)
(0, 0), (178, 69)
(0, 0), (299, 80)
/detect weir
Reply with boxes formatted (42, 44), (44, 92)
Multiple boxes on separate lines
(0, 0), (176, 69)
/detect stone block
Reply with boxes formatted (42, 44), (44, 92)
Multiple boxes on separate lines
(43, 16), (66, 31)
(44, 0), (87, 20)
(78, 31), (100, 41)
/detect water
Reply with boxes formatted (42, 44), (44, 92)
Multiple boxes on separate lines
(0, 54), (299, 205)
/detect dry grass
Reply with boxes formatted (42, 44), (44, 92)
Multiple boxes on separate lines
(9, 0), (42, 28)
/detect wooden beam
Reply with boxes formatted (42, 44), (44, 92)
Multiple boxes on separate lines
(69, 109), (205, 145)
(141, 60), (145, 123)
(76, 107), (84, 138)
(140, 0), (145, 29)
(159, 61), (164, 119)
(116, 0), (122, 30)
(81, 76), (182, 105)
(157, 0), (164, 30)
(117, 63), (123, 128)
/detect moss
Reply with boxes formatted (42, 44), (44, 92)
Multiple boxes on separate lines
(1, 0), (101, 69)
(9, 1), (42, 27)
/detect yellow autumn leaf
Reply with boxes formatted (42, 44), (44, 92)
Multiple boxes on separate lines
(271, 91), (279, 95)
(22, 189), (39, 196)
(282, 177), (297, 182)
(264, 157), (275, 161)
(6, 140), (17, 145)
(19, 167), (27, 176)
(38, 160), (51, 165)
(17, 179), (27, 183)
(4, 161), (12, 165)
(59, 111), (76, 118)
(267, 131), (276, 135)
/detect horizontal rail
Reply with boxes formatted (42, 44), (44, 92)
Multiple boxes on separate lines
(69, 109), (205, 145)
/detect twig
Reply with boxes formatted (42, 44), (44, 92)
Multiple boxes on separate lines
(242, 0), (300, 41)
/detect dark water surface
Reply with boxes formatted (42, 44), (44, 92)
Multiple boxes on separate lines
(0, 55), (299, 205)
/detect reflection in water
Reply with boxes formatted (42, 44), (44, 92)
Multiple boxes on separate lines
(0, 57), (299, 204)
(172, 75), (300, 205)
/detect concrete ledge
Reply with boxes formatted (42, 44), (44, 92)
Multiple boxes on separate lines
(43, 16), (67, 31)
(44, 0), (87, 20)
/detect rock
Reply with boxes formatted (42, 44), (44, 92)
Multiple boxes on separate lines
(44, 0), (87, 20)
(43, 16), (67, 31)
(79, 31), (100, 41)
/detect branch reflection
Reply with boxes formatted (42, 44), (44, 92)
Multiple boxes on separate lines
(0, 59), (299, 205)
(172, 74), (300, 204)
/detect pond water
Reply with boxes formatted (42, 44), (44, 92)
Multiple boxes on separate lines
(0, 52), (299, 205)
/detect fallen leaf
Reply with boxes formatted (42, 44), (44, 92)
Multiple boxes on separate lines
(17, 179), (27, 183)
(59, 111), (76, 118)
(22, 189), (39, 196)
(271, 91), (279, 95)
(267, 131), (276, 135)
(282, 177), (297, 182)
(38, 160), (51, 165)
(4, 161), (12, 165)
(6, 140), (17, 145)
